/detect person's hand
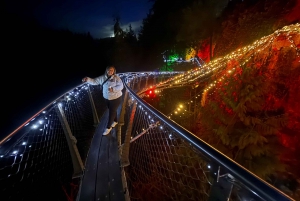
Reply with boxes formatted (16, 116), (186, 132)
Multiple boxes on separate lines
(108, 86), (113, 92)
(82, 77), (88, 82)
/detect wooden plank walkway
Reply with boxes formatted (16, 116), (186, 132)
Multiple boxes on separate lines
(77, 108), (125, 201)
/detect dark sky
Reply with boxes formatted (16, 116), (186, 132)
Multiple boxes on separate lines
(1, 0), (153, 139)
(4, 0), (153, 39)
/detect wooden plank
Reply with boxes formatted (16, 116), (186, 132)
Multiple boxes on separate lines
(108, 129), (125, 201)
(95, 112), (111, 201)
(78, 99), (125, 201)
(78, 110), (108, 201)
(95, 138), (111, 200)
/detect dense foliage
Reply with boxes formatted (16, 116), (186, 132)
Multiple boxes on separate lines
(137, 1), (300, 199)
(198, 24), (299, 176)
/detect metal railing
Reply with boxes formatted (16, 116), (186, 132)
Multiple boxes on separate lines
(0, 71), (294, 201)
(119, 72), (294, 201)
(0, 82), (107, 200)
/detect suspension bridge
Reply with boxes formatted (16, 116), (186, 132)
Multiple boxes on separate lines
(0, 68), (295, 201)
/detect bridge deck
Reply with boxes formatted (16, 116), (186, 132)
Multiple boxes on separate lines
(77, 109), (125, 201)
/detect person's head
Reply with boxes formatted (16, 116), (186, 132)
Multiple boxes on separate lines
(106, 66), (116, 77)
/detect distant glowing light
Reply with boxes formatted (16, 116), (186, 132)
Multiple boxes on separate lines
(32, 124), (38, 129)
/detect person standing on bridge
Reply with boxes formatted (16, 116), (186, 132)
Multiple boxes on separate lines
(82, 66), (124, 135)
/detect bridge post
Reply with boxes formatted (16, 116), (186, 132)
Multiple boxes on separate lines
(118, 89), (129, 146)
(145, 75), (148, 88)
(118, 87), (131, 201)
(131, 77), (137, 92)
(135, 76), (141, 92)
(208, 167), (234, 201)
(192, 86), (197, 122)
(87, 85), (100, 126)
(120, 97), (137, 167)
(56, 104), (84, 178)
(160, 72), (165, 83)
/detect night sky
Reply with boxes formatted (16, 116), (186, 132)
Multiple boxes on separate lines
(1, 0), (153, 138)
(4, 0), (153, 38)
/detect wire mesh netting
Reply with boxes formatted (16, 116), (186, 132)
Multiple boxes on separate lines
(0, 84), (106, 200)
(0, 71), (294, 201)
(120, 72), (295, 201)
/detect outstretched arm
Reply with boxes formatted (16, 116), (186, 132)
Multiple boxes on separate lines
(82, 75), (105, 85)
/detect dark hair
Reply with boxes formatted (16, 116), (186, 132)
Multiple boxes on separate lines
(105, 66), (116, 76)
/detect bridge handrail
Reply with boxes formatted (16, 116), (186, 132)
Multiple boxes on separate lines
(123, 75), (294, 201)
(0, 70), (294, 201)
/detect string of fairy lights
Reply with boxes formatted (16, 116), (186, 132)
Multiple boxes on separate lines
(142, 23), (300, 120)
(201, 23), (300, 106)
(10, 23), (299, 143)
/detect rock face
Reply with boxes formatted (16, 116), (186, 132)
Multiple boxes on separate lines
(197, 23), (300, 200)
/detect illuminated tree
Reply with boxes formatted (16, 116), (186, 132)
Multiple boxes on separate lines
(138, 0), (197, 69)
(195, 24), (300, 187)
(176, 0), (228, 61)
